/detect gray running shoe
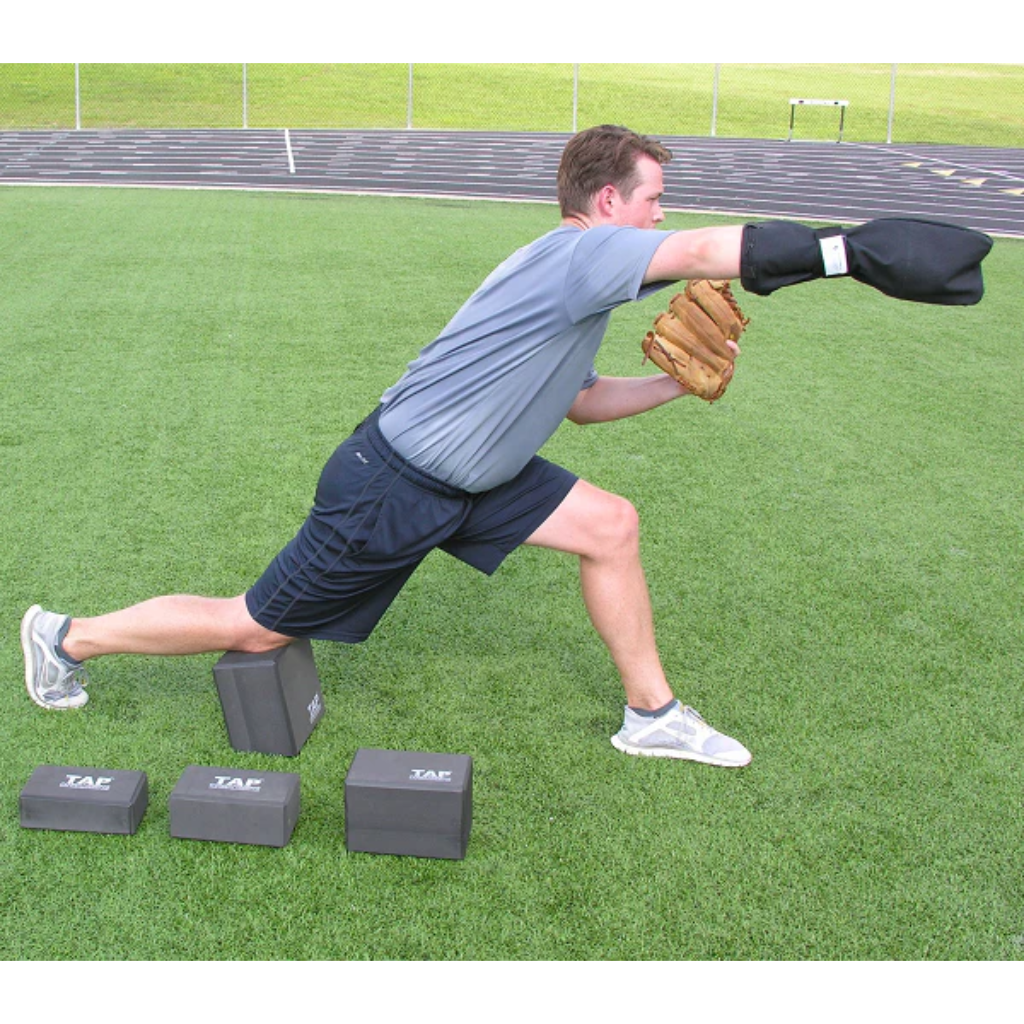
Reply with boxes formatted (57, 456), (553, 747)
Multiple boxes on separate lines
(611, 702), (750, 767)
(21, 605), (89, 710)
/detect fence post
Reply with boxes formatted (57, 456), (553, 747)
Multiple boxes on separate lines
(887, 63), (897, 144)
(407, 64), (414, 129)
(710, 63), (720, 137)
(572, 64), (579, 133)
(75, 63), (81, 130)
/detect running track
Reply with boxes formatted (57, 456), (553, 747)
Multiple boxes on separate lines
(2, 129), (1022, 237)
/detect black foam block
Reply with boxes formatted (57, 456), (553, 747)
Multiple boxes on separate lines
(345, 748), (473, 860)
(20, 765), (149, 835)
(169, 765), (300, 847)
(213, 639), (325, 756)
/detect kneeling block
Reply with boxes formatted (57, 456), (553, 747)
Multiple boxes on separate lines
(213, 639), (325, 756)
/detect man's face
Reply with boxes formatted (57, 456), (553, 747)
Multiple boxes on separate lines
(609, 155), (666, 229)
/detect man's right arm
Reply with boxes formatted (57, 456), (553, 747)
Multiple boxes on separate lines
(643, 225), (744, 285)
(645, 219), (992, 306)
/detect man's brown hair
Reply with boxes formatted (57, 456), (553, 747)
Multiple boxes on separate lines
(557, 124), (672, 219)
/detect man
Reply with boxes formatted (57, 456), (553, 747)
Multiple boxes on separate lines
(22, 124), (990, 765)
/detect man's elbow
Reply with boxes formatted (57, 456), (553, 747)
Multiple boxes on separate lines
(566, 391), (595, 425)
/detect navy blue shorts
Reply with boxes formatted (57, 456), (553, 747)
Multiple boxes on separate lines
(245, 408), (577, 643)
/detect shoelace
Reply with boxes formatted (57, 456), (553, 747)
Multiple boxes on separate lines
(630, 705), (705, 745)
(659, 706), (714, 743)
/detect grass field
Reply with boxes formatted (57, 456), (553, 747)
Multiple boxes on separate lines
(2, 63), (1023, 146)
(1, 184), (1022, 961)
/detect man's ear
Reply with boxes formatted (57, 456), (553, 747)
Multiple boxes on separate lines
(593, 184), (617, 218)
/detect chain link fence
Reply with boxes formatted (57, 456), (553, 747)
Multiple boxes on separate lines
(2, 64), (1022, 147)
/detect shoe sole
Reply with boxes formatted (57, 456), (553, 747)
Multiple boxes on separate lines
(610, 734), (751, 768)
(20, 604), (87, 711)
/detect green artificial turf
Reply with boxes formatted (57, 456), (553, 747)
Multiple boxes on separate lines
(1, 185), (1021, 960)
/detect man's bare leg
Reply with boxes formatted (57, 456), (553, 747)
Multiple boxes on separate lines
(62, 594), (293, 661)
(525, 478), (751, 766)
(525, 479), (673, 711)
(22, 594), (292, 711)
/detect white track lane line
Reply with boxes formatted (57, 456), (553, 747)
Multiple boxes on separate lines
(285, 129), (295, 174)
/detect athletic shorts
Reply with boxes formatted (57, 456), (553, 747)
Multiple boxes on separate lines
(245, 407), (577, 643)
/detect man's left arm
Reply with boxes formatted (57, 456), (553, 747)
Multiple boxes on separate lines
(567, 373), (699, 424)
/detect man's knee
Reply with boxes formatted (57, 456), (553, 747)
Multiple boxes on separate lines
(526, 479), (640, 559)
(570, 488), (640, 558)
(599, 493), (641, 551)
(227, 597), (295, 654)
(237, 629), (295, 655)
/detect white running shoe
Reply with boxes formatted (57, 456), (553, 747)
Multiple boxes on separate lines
(21, 605), (89, 710)
(611, 702), (750, 767)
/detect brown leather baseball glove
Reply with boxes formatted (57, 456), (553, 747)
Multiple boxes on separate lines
(641, 280), (750, 402)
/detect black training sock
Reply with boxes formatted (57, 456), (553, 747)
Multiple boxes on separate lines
(55, 618), (81, 667)
(630, 698), (678, 718)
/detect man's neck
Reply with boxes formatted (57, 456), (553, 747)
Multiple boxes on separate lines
(562, 212), (599, 230)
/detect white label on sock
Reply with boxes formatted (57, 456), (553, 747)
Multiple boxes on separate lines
(820, 235), (849, 277)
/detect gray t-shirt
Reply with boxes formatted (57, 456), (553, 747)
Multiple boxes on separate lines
(379, 224), (670, 492)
